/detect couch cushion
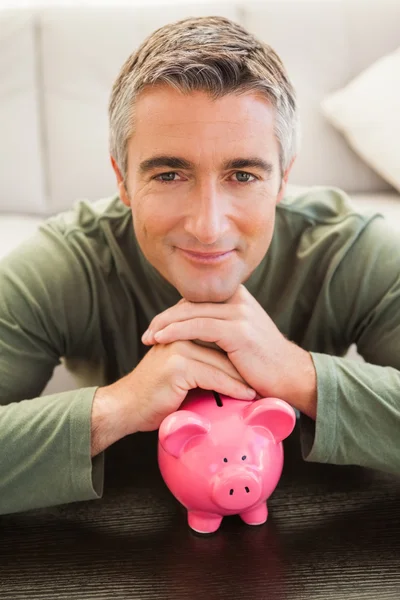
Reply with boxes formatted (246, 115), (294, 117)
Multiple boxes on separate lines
(321, 46), (400, 193)
(242, 0), (400, 193)
(0, 10), (46, 214)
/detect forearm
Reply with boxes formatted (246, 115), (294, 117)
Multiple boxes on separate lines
(0, 388), (103, 515)
(300, 353), (400, 474)
(91, 373), (147, 456)
(90, 385), (137, 456)
(281, 342), (318, 420)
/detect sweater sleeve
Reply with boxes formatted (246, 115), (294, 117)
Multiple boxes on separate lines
(0, 226), (104, 514)
(300, 216), (400, 474)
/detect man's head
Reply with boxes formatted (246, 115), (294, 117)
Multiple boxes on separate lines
(109, 16), (299, 302)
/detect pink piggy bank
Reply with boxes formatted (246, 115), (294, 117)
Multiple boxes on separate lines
(158, 388), (296, 534)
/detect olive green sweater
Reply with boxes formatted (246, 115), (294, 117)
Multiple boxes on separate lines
(1, 186), (399, 514)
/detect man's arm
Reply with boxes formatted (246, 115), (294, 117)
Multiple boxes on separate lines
(0, 228), (105, 515)
(0, 389), (103, 515)
(90, 386), (130, 457)
(301, 354), (400, 473)
(300, 216), (400, 474)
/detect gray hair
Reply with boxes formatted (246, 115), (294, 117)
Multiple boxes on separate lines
(109, 15), (300, 181)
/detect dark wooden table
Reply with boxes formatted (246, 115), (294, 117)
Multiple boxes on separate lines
(1, 424), (399, 600)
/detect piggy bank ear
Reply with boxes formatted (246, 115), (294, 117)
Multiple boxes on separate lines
(243, 398), (296, 443)
(159, 410), (210, 458)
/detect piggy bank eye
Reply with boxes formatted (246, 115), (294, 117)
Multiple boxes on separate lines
(241, 455), (247, 461)
(223, 457), (228, 463)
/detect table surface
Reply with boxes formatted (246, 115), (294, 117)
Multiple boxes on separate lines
(1, 425), (399, 600)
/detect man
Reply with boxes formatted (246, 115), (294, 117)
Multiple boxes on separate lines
(0, 16), (399, 516)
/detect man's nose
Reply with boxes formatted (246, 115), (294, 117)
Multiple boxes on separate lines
(183, 182), (230, 245)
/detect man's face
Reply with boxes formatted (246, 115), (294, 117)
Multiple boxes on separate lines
(114, 86), (293, 303)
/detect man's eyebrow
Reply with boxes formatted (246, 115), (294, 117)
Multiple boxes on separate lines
(138, 155), (274, 174)
(222, 157), (274, 174)
(139, 156), (193, 173)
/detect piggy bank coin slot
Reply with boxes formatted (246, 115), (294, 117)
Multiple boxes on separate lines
(212, 391), (223, 407)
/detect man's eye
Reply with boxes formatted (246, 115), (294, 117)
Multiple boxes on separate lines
(233, 172), (256, 183)
(154, 172), (180, 182)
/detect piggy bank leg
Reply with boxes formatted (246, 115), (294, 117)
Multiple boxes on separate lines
(239, 502), (268, 526)
(188, 511), (223, 534)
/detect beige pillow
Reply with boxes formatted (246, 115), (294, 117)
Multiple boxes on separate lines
(321, 47), (400, 193)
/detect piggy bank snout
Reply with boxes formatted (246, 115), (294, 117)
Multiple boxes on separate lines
(211, 468), (261, 511)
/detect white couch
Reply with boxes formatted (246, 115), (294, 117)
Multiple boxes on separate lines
(1, 0), (399, 393)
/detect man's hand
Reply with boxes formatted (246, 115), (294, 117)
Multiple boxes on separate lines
(90, 340), (257, 456)
(142, 285), (317, 418)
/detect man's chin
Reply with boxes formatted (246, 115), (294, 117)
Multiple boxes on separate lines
(175, 279), (239, 303)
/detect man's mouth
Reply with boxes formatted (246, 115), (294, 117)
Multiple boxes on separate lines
(177, 248), (235, 264)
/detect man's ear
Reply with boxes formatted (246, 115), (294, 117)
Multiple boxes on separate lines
(276, 155), (296, 204)
(110, 155), (130, 207)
